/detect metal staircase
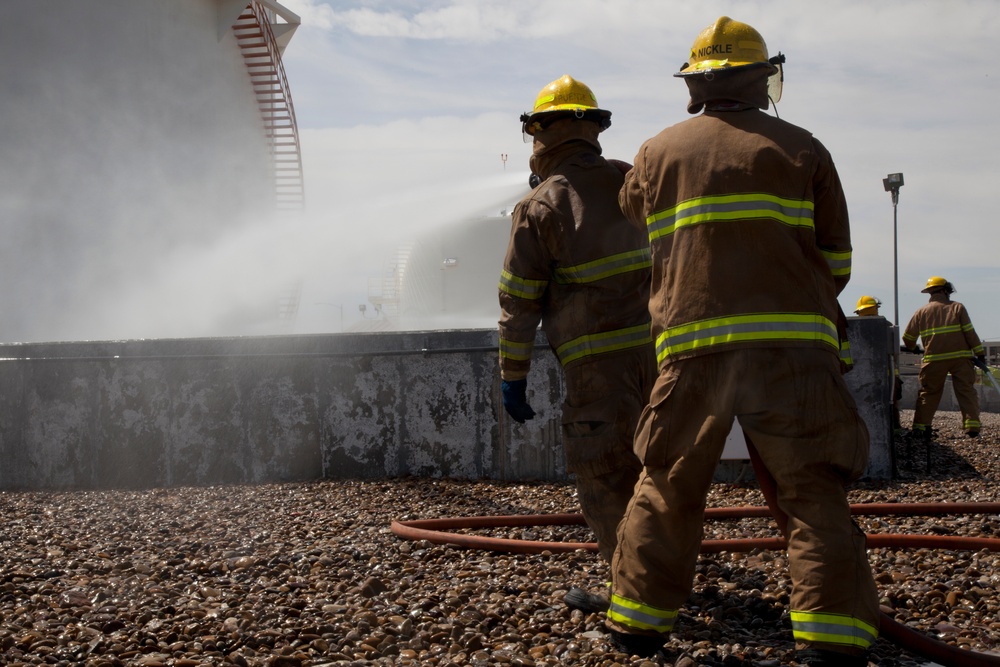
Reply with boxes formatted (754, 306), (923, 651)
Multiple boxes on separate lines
(231, 1), (304, 324)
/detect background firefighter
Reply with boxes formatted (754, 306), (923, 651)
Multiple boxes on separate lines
(497, 75), (657, 614)
(902, 276), (985, 438)
(605, 17), (880, 666)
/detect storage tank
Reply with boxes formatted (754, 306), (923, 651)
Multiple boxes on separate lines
(367, 206), (521, 331)
(0, 0), (302, 342)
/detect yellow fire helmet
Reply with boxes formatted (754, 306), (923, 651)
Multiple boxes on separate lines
(921, 276), (949, 293)
(520, 75), (611, 140)
(854, 295), (881, 315)
(675, 17), (786, 101)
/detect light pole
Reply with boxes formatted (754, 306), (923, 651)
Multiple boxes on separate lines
(882, 172), (904, 327)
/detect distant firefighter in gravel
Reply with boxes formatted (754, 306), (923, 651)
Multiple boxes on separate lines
(902, 276), (985, 438)
(605, 17), (879, 666)
(497, 75), (657, 613)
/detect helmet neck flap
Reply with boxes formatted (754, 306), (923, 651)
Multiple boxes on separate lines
(684, 65), (771, 114)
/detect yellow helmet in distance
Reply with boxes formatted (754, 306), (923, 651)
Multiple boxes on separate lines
(921, 276), (949, 293)
(854, 295), (881, 315)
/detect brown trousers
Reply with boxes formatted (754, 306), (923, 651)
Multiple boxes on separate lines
(562, 343), (657, 564)
(609, 348), (880, 649)
(914, 358), (980, 433)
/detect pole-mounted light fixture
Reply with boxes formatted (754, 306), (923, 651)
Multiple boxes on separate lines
(883, 172), (904, 328)
(883, 172), (904, 198)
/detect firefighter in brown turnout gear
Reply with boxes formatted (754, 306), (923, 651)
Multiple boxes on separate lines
(604, 18), (879, 665)
(498, 75), (657, 613)
(902, 276), (985, 438)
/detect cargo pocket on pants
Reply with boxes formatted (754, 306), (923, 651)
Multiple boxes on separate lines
(562, 397), (625, 477)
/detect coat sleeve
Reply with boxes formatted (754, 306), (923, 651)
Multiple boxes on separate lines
(902, 311), (921, 350)
(810, 138), (852, 295)
(619, 144), (650, 232)
(497, 199), (553, 381)
(959, 304), (985, 355)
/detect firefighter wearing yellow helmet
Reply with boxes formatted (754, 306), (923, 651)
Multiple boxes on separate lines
(674, 16), (786, 113)
(853, 295), (881, 316)
(902, 276), (985, 438)
(499, 75), (656, 613)
(606, 17), (879, 665)
(519, 75), (612, 140)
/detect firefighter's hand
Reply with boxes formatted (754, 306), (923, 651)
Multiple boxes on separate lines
(501, 379), (536, 424)
(974, 355), (988, 371)
(901, 344), (922, 354)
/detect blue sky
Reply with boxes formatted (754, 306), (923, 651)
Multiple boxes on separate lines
(280, 0), (1000, 339)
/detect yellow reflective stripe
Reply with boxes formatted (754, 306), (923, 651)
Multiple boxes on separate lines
(965, 418), (982, 429)
(655, 313), (839, 363)
(790, 610), (878, 649)
(840, 338), (853, 366)
(498, 337), (534, 362)
(554, 247), (651, 284)
(499, 269), (547, 300)
(555, 323), (652, 366)
(645, 193), (815, 242)
(920, 324), (964, 337)
(820, 248), (852, 277)
(901, 332), (918, 343)
(923, 349), (974, 362)
(608, 594), (677, 633)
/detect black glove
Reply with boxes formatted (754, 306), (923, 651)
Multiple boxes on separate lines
(501, 379), (536, 424)
(973, 355), (989, 371)
(901, 344), (922, 354)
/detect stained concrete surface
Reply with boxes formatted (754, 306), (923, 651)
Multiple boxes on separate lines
(0, 319), (909, 491)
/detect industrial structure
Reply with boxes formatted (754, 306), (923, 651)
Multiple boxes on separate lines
(364, 206), (520, 331)
(0, 0), (303, 343)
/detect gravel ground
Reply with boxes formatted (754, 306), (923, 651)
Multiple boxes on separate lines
(2, 409), (999, 667)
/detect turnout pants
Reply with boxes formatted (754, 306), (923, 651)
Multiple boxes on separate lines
(913, 358), (981, 434)
(608, 348), (880, 653)
(562, 344), (656, 564)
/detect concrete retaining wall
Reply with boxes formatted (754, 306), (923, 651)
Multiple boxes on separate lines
(0, 320), (895, 491)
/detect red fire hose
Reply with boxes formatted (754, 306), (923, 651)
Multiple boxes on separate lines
(390, 504), (1000, 553)
(390, 506), (1000, 666)
(391, 433), (1000, 666)
(742, 439), (1000, 667)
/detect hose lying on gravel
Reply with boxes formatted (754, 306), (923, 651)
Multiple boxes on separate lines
(390, 503), (1000, 667)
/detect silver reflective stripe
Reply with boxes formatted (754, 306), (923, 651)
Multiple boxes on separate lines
(646, 193), (815, 241)
(821, 248), (852, 277)
(840, 339), (853, 366)
(923, 349), (973, 362)
(554, 248), (651, 284)
(499, 269), (547, 300)
(499, 337), (534, 362)
(555, 323), (652, 366)
(921, 324), (963, 336)
(655, 313), (839, 362)
(790, 611), (878, 649)
(608, 597), (677, 633)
